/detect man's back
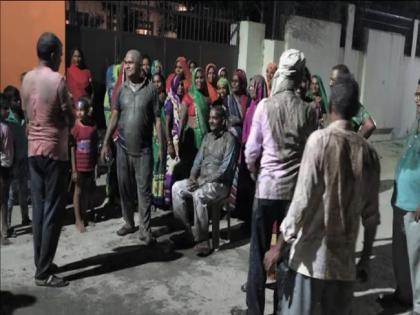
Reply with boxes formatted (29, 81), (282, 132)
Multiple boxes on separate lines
(21, 66), (68, 161)
(245, 90), (317, 200)
(283, 120), (380, 281)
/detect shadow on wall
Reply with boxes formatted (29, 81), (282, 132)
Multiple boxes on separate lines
(286, 17), (325, 46)
(0, 291), (37, 315)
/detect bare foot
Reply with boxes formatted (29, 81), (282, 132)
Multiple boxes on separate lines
(75, 222), (86, 233)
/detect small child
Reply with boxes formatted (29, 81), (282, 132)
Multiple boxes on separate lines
(71, 97), (98, 233)
(0, 94), (14, 245)
(5, 86), (31, 231)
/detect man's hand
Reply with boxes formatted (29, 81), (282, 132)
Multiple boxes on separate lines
(263, 246), (281, 277)
(356, 258), (370, 283)
(100, 144), (111, 164)
(72, 171), (79, 183)
(167, 143), (176, 159)
(187, 177), (199, 192)
(414, 206), (420, 222)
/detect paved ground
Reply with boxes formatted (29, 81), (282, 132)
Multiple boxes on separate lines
(0, 139), (413, 315)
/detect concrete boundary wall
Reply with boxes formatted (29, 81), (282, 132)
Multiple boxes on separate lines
(237, 9), (420, 138)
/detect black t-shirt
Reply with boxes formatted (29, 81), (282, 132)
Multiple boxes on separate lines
(115, 80), (160, 156)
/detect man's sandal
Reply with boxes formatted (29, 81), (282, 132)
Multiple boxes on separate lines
(35, 275), (69, 288)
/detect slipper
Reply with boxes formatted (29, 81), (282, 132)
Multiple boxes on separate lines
(194, 241), (212, 257)
(35, 275), (69, 288)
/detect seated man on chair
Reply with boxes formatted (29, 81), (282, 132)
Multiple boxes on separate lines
(172, 105), (238, 256)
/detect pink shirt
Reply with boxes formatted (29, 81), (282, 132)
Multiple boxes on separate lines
(22, 66), (69, 161)
(245, 100), (288, 200)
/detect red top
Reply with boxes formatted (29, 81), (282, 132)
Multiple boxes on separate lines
(182, 94), (196, 116)
(71, 120), (98, 172)
(66, 64), (91, 104)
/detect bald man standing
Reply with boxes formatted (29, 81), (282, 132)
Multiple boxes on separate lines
(101, 50), (162, 245)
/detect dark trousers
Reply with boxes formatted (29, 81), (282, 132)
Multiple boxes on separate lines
(106, 141), (119, 202)
(246, 199), (290, 315)
(29, 156), (68, 280)
(116, 143), (153, 235)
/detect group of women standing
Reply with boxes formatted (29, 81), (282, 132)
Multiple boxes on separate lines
(65, 48), (330, 224)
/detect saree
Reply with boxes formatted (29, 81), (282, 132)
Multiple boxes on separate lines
(152, 92), (168, 208)
(242, 75), (268, 144)
(165, 56), (191, 94)
(205, 63), (219, 103)
(187, 67), (209, 149)
(163, 75), (183, 206)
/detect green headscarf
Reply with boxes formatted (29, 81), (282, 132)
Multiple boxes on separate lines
(189, 67), (208, 147)
(217, 77), (231, 95)
(310, 74), (329, 113)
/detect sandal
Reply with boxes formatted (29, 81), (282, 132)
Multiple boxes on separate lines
(194, 241), (212, 257)
(35, 275), (69, 287)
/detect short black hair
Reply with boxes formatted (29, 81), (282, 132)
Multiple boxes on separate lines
(142, 54), (151, 63)
(329, 74), (360, 120)
(37, 32), (62, 61)
(75, 96), (91, 110)
(210, 104), (227, 120)
(332, 64), (350, 75)
(3, 85), (20, 102)
(0, 93), (9, 110)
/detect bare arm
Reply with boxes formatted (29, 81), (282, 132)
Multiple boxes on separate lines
(58, 79), (75, 128)
(100, 109), (119, 162)
(359, 116), (376, 139)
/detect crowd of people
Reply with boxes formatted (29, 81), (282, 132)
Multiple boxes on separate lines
(0, 31), (419, 315)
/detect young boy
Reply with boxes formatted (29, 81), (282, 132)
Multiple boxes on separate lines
(71, 97), (98, 232)
(0, 93), (14, 245)
(4, 86), (31, 232)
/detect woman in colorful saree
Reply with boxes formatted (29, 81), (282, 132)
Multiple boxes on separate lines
(309, 74), (329, 128)
(205, 63), (219, 103)
(151, 73), (168, 208)
(180, 67), (210, 173)
(227, 69), (250, 139)
(166, 56), (191, 94)
(163, 74), (185, 206)
(232, 75), (267, 225)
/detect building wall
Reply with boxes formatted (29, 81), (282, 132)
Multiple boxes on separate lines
(284, 16), (342, 90)
(0, 1), (65, 90)
(361, 29), (406, 131)
(262, 39), (284, 75)
(237, 16), (420, 138)
(238, 21), (265, 76)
